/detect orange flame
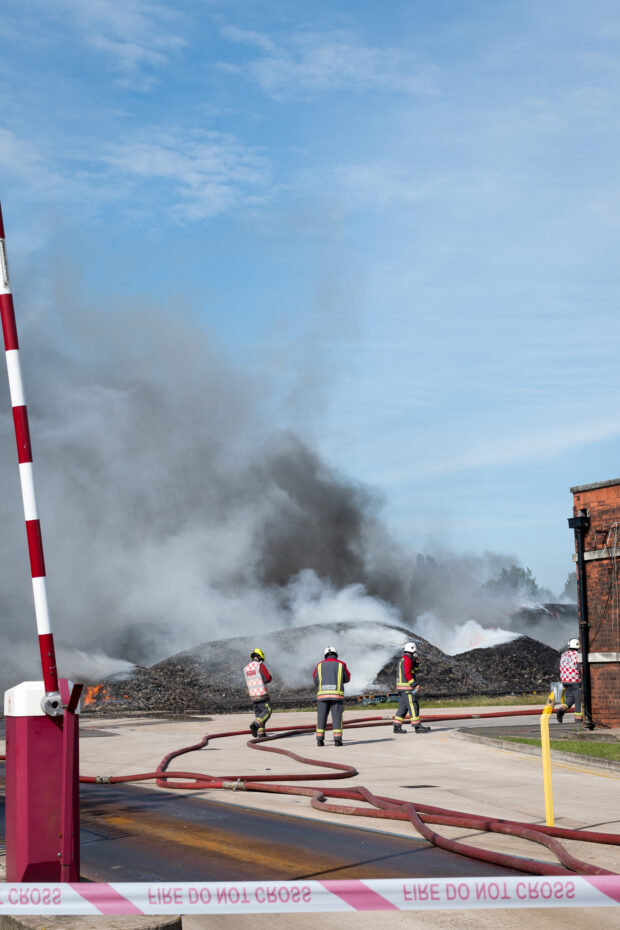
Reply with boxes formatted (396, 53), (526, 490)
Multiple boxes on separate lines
(83, 684), (112, 706)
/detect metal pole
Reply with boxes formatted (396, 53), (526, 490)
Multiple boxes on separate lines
(568, 513), (594, 730)
(0, 203), (61, 715)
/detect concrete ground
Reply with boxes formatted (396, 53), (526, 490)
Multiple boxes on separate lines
(5, 705), (620, 928)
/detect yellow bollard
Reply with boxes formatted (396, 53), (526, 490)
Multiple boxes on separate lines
(540, 692), (555, 826)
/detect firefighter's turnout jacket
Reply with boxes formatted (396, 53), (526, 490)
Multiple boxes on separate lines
(558, 647), (583, 721)
(313, 657), (351, 700)
(394, 652), (421, 726)
(243, 661), (272, 700)
(559, 648), (581, 684)
(397, 654), (419, 692)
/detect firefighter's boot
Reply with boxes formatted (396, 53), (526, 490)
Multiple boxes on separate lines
(415, 724), (431, 733)
(249, 721), (259, 738)
(393, 724), (406, 734)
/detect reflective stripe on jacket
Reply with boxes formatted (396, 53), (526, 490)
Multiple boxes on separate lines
(396, 654), (418, 691)
(244, 661), (269, 699)
(313, 658), (350, 700)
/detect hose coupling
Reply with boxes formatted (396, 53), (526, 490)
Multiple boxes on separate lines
(95, 776), (111, 784)
(222, 779), (246, 791)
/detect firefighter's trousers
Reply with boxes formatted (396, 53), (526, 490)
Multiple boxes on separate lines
(252, 699), (272, 735)
(561, 682), (582, 721)
(394, 689), (420, 725)
(316, 698), (344, 740)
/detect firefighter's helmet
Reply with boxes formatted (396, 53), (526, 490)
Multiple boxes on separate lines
(251, 647), (265, 661)
(403, 641), (417, 654)
(324, 646), (338, 658)
(567, 638), (579, 650)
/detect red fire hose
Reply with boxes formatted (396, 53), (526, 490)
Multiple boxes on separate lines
(77, 709), (620, 877)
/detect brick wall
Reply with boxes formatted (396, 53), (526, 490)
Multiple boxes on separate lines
(571, 479), (620, 727)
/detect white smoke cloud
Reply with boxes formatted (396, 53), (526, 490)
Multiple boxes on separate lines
(0, 274), (569, 692)
(255, 573), (403, 692)
(56, 647), (135, 684)
(414, 612), (519, 656)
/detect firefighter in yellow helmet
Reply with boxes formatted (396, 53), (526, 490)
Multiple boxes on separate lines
(243, 648), (273, 738)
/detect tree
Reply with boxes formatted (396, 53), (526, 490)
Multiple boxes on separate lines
(481, 565), (541, 599)
(562, 572), (577, 601)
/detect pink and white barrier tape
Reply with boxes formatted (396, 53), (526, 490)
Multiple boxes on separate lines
(0, 877), (619, 914)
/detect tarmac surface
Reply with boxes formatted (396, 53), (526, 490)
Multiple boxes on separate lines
(3, 704), (620, 928)
(77, 781), (517, 881)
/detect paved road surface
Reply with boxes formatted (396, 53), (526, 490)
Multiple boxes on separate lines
(78, 783), (517, 881)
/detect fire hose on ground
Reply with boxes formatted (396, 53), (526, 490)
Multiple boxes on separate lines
(75, 708), (620, 877)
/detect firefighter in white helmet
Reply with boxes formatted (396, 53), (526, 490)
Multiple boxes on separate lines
(243, 648), (273, 738)
(313, 646), (351, 746)
(556, 637), (583, 725)
(393, 642), (430, 734)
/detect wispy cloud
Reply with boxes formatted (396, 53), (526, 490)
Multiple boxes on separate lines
(219, 25), (277, 54)
(0, 127), (128, 218)
(0, 122), (271, 224)
(46, 0), (186, 88)
(315, 161), (518, 212)
(100, 130), (272, 220)
(344, 399), (620, 489)
(0, 129), (54, 185)
(426, 416), (620, 479)
(219, 26), (436, 99)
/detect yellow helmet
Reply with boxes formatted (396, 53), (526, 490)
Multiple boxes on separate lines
(251, 647), (265, 661)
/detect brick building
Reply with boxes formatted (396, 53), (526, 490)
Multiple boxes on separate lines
(570, 479), (620, 727)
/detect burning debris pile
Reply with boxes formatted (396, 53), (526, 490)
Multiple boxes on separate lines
(82, 621), (561, 715)
(504, 604), (578, 649)
(454, 637), (561, 693)
(372, 634), (560, 696)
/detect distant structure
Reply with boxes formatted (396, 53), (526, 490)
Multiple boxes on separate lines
(570, 479), (620, 727)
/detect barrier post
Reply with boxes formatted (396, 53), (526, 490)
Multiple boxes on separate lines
(540, 692), (555, 826)
(0, 203), (81, 880)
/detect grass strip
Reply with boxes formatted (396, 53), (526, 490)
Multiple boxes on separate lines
(290, 693), (547, 713)
(349, 693), (546, 711)
(421, 694), (545, 708)
(501, 737), (620, 762)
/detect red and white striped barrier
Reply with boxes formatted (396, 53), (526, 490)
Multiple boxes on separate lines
(0, 203), (60, 707)
(0, 877), (618, 914)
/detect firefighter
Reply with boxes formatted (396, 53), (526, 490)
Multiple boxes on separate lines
(556, 637), (583, 724)
(243, 648), (273, 738)
(393, 642), (431, 734)
(313, 646), (351, 746)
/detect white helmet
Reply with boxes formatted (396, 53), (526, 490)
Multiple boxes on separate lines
(324, 645), (338, 657)
(403, 641), (417, 654)
(567, 638), (579, 650)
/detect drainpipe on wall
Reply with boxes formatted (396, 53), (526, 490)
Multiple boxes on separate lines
(568, 511), (594, 730)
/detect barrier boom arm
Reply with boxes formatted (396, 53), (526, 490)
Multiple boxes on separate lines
(0, 203), (61, 715)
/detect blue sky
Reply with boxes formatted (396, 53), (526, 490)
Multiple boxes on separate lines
(2, 0), (620, 596)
